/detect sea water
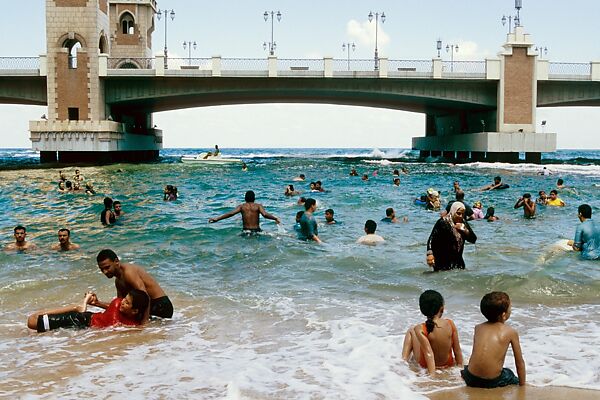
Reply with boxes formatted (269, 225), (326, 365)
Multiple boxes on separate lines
(0, 148), (599, 399)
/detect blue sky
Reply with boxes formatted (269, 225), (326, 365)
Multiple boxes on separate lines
(1, 0), (599, 148)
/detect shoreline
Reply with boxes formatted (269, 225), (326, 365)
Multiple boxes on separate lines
(426, 385), (600, 400)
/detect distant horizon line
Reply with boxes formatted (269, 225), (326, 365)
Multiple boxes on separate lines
(0, 147), (599, 151)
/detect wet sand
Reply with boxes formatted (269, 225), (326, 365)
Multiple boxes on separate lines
(427, 386), (599, 400)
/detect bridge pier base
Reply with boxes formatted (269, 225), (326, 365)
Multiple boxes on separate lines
(29, 120), (162, 164)
(412, 131), (555, 164)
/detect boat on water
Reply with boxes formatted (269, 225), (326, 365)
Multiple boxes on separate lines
(180, 152), (243, 164)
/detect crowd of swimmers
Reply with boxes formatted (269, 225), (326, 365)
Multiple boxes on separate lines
(7, 162), (600, 391)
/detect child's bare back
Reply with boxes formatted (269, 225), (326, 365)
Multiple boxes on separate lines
(462, 292), (526, 388)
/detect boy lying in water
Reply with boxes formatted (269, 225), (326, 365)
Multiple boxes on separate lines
(27, 289), (149, 333)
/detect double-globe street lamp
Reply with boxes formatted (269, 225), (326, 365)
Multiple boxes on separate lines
(182, 41), (197, 66)
(368, 11), (385, 71)
(535, 46), (548, 60)
(157, 9), (175, 69)
(342, 42), (355, 71)
(446, 43), (459, 72)
(501, 0), (523, 34)
(263, 11), (282, 56)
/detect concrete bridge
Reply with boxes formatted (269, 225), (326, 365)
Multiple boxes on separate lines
(2, 0), (600, 163)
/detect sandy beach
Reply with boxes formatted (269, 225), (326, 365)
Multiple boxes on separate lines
(427, 386), (600, 400)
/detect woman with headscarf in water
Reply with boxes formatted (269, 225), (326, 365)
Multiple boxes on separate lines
(426, 201), (477, 271)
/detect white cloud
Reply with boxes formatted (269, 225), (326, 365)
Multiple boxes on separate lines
(446, 40), (494, 61)
(346, 19), (390, 53)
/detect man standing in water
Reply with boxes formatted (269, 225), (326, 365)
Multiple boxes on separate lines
(51, 228), (80, 251)
(299, 198), (322, 243)
(514, 193), (536, 218)
(96, 249), (173, 318)
(209, 190), (280, 233)
(5, 226), (37, 251)
(569, 204), (600, 259)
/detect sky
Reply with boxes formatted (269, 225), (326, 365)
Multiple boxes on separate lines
(1, 0), (599, 149)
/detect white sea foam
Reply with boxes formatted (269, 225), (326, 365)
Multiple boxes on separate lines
(463, 161), (600, 177)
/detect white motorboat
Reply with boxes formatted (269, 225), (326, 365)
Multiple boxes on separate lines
(180, 152), (243, 164)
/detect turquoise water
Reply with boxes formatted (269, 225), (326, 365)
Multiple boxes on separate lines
(0, 148), (599, 398)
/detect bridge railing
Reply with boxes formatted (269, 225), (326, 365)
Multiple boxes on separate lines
(221, 58), (269, 71)
(548, 62), (591, 80)
(441, 61), (486, 78)
(166, 58), (212, 70)
(389, 60), (434, 77)
(0, 57), (40, 69)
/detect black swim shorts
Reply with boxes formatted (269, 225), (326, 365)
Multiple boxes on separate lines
(150, 296), (173, 318)
(461, 365), (519, 388)
(36, 311), (92, 333)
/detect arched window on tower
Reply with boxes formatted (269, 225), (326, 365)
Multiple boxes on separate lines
(120, 13), (135, 35)
(63, 39), (82, 69)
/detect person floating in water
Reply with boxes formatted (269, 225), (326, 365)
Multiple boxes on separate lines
(356, 219), (384, 245)
(27, 289), (149, 333)
(73, 169), (84, 182)
(514, 193), (536, 218)
(96, 249), (173, 319)
(484, 207), (499, 221)
(324, 208), (337, 225)
(393, 177), (401, 186)
(481, 176), (509, 191)
(461, 292), (526, 388)
(536, 190), (548, 205)
(4, 225), (37, 251)
(381, 207), (399, 223)
(209, 190), (280, 233)
(113, 200), (124, 219)
(568, 204), (600, 259)
(51, 228), (80, 251)
(284, 185), (300, 196)
(350, 168), (359, 176)
(402, 290), (463, 374)
(241, 162), (248, 172)
(164, 185), (178, 201)
(100, 197), (116, 225)
(292, 174), (305, 182)
(85, 182), (96, 195)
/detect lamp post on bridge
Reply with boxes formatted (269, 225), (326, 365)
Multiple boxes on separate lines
(446, 43), (459, 72)
(436, 39), (442, 57)
(501, 0), (523, 34)
(157, 9), (175, 69)
(182, 41), (197, 66)
(342, 42), (356, 71)
(263, 10), (282, 56)
(368, 11), (385, 71)
(535, 46), (548, 60)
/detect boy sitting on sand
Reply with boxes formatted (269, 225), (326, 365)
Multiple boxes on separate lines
(461, 291), (526, 388)
(27, 289), (149, 333)
(402, 290), (463, 373)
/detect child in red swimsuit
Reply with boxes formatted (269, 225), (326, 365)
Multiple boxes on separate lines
(27, 289), (149, 332)
(402, 290), (464, 374)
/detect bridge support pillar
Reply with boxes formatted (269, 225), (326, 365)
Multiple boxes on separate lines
(525, 152), (541, 164)
(30, 120), (162, 164)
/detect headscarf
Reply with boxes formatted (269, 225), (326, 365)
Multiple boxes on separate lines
(446, 201), (466, 244)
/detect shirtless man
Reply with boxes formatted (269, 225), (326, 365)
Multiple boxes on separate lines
(357, 220), (385, 245)
(51, 228), (80, 251)
(113, 201), (124, 219)
(5, 226), (37, 251)
(208, 190), (280, 233)
(96, 249), (173, 318)
(481, 176), (508, 191)
(513, 193), (536, 218)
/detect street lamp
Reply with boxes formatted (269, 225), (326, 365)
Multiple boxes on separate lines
(368, 11), (386, 71)
(446, 43), (459, 72)
(541, 120), (547, 133)
(157, 9), (175, 69)
(436, 39), (442, 58)
(342, 42), (356, 71)
(263, 10), (282, 56)
(182, 41), (197, 66)
(501, 0), (523, 34)
(535, 46), (548, 60)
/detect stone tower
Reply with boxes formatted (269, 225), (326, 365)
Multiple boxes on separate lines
(30, 0), (161, 163)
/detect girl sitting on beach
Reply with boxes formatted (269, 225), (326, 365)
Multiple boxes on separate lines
(402, 290), (463, 374)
